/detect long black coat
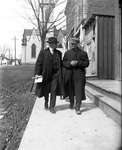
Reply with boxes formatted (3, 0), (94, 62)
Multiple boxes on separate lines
(63, 47), (89, 100)
(34, 48), (63, 98)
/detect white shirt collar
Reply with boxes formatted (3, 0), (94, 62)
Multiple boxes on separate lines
(49, 47), (54, 54)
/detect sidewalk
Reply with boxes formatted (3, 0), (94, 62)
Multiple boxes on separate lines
(18, 97), (121, 150)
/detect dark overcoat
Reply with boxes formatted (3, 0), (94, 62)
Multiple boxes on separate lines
(34, 48), (63, 98)
(63, 47), (89, 100)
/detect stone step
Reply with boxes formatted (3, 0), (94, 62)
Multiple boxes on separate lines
(86, 82), (121, 102)
(85, 85), (121, 126)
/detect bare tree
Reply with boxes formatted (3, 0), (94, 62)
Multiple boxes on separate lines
(0, 45), (9, 58)
(0, 45), (10, 65)
(23, 0), (66, 50)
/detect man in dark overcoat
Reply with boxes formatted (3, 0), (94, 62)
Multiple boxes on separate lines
(63, 37), (89, 114)
(34, 37), (63, 113)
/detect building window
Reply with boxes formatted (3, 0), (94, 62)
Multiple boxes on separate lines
(31, 43), (36, 58)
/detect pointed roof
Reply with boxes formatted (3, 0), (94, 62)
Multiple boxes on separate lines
(23, 29), (32, 36)
(22, 28), (40, 46)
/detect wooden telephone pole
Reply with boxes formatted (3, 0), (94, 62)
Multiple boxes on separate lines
(14, 36), (17, 65)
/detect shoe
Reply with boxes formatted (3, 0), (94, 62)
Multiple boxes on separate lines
(50, 108), (56, 114)
(75, 110), (81, 115)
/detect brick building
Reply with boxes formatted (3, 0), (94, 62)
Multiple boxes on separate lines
(65, 0), (121, 80)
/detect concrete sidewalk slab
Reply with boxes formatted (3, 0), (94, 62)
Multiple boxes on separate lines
(19, 97), (121, 150)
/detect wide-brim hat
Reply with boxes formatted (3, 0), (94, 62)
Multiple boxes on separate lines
(47, 37), (59, 44)
(70, 37), (80, 44)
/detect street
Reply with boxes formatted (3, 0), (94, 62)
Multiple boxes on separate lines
(19, 96), (121, 150)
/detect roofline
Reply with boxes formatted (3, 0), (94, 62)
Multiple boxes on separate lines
(82, 14), (115, 29)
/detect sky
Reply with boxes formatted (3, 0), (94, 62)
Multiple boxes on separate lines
(0, 0), (66, 59)
(0, 0), (31, 58)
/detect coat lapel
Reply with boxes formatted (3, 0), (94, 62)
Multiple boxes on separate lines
(42, 48), (53, 82)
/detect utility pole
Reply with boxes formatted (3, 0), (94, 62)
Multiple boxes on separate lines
(8, 48), (10, 60)
(25, 46), (26, 63)
(14, 36), (17, 65)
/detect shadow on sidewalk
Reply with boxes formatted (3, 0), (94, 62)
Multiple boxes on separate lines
(56, 104), (69, 112)
(81, 101), (96, 113)
(55, 100), (96, 113)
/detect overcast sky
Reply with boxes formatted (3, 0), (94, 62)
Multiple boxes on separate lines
(0, 0), (66, 58)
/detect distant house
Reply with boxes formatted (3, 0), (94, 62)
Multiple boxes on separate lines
(0, 55), (21, 66)
(0, 57), (8, 65)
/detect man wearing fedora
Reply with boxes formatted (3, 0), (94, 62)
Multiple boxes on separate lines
(34, 37), (63, 113)
(63, 37), (89, 114)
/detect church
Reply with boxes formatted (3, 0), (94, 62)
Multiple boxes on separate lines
(21, 0), (55, 64)
(21, 28), (53, 64)
(21, 27), (66, 64)
(21, 0), (67, 64)
(21, 28), (41, 64)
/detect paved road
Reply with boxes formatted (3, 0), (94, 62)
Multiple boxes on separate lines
(19, 96), (121, 150)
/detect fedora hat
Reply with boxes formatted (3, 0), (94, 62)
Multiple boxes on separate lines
(70, 37), (80, 44)
(47, 37), (59, 44)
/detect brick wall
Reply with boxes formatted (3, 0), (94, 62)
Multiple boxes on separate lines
(65, 0), (75, 36)
(87, 0), (115, 17)
(65, 0), (115, 37)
